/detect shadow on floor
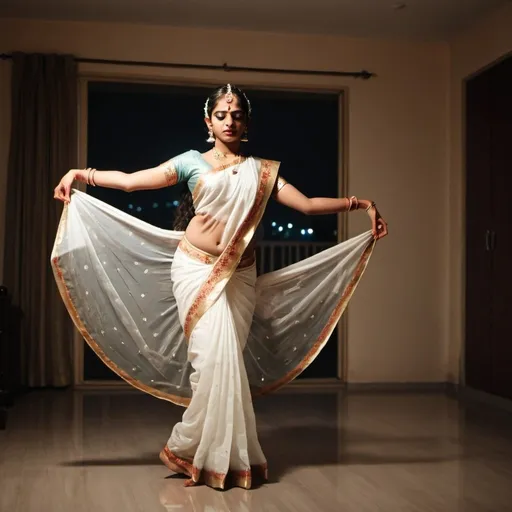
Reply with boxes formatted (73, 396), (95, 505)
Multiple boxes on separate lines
(60, 424), (463, 485)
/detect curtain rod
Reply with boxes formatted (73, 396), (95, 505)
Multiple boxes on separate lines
(0, 53), (374, 79)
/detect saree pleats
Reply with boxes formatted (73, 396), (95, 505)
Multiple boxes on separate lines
(166, 248), (266, 488)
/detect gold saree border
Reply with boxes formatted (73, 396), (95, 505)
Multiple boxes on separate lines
(162, 447), (268, 490)
(178, 236), (217, 265)
(178, 236), (256, 269)
(255, 236), (377, 396)
(51, 203), (191, 408)
(184, 158), (280, 339)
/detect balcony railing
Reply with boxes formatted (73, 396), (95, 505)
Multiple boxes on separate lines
(255, 241), (335, 274)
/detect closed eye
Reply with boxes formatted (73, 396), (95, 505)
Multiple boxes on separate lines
(214, 111), (245, 121)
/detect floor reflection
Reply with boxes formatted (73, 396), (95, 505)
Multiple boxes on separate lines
(3, 389), (512, 511)
(159, 480), (253, 512)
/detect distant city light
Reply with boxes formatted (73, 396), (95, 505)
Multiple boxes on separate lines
(128, 204), (134, 209)
(278, 226), (284, 232)
(136, 206), (142, 212)
(152, 202), (159, 208)
(307, 228), (314, 234)
(173, 200), (179, 207)
(301, 229), (306, 235)
(272, 221), (277, 227)
(287, 223), (293, 229)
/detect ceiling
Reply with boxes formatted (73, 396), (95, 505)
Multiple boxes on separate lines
(0, 0), (508, 41)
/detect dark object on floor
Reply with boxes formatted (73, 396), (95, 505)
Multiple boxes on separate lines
(0, 285), (23, 429)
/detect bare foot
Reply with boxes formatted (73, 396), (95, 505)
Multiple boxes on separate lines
(159, 449), (191, 477)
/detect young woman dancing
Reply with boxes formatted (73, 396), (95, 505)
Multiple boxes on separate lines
(52, 84), (388, 490)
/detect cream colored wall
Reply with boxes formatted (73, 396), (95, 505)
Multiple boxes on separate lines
(0, 18), (450, 383)
(447, 3), (512, 384)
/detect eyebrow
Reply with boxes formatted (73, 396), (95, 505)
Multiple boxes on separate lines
(213, 109), (244, 114)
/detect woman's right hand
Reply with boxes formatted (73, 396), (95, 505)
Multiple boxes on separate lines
(367, 204), (388, 240)
(54, 169), (80, 203)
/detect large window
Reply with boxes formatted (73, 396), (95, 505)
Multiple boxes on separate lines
(84, 80), (342, 381)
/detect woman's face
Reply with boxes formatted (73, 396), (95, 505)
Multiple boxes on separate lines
(206, 95), (247, 144)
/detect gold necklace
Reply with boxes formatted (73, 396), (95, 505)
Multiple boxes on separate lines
(212, 147), (244, 175)
(213, 147), (239, 161)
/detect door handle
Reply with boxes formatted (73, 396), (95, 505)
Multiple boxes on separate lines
(490, 230), (496, 251)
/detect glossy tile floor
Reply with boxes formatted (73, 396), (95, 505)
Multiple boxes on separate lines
(1, 389), (512, 511)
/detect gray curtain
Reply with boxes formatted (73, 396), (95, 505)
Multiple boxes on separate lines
(3, 53), (77, 387)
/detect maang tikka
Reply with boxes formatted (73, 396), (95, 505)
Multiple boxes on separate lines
(225, 83), (234, 104)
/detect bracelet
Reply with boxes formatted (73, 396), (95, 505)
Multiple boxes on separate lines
(86, 168), (93, 186)
(350, 195), (359, 211)
(347, 196), (353, 212)
(365, 201), (376, 212)
(90, 169), (97, 187)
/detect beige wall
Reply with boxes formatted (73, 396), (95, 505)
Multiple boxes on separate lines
(0, 17), (450, 383)
(446, 3), (512, 384)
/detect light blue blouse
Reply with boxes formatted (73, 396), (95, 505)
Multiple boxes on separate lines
(167, 150), (212, 195)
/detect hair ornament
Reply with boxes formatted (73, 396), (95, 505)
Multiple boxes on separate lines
(225, 83), (234, 103)
(242, 91), (252, 118)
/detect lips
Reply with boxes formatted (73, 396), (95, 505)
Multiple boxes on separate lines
(223, 130), (235, 136)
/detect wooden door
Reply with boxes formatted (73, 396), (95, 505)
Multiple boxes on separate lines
(489, 57), (512, 399)
(465, 69), (494, 394)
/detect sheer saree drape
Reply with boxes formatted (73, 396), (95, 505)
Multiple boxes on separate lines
(51, 158), (375, 404)
(163, 244), (267, 488)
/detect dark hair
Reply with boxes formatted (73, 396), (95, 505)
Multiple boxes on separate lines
(172, 84), (251, 231)
(173, 187), (195, 231)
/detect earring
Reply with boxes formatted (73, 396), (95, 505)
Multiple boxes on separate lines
(206, 128), (215, 143)
(241, 129), (249, 143)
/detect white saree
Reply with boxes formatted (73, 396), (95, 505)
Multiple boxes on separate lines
(51, 155), (375, 489)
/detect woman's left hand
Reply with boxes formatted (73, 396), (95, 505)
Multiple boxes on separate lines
(367, 205), (388, 240)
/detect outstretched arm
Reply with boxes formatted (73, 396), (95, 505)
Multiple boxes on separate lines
(54, 162), (177, 203)
(273, 179), (388, 240)
(78, 162), (176, 192)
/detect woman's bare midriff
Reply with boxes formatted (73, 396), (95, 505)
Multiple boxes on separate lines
(185, 214), (256, 261)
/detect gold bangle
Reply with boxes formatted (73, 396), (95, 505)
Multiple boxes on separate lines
(350, 195), (359, 211)
(90, 169), (97, 187)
